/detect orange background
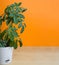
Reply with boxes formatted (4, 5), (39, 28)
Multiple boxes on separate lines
(0, 0), (59, 46)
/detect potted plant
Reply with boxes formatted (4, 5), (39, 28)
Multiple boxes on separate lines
(0, 2), (27, 64)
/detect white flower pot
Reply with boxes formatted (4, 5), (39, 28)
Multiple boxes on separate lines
(0, 47), (13, 65)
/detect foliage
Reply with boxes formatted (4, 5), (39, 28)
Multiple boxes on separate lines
(0, 2), (27, 49)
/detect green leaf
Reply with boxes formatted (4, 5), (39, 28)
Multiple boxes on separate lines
(23, 23), (26, 28)
(20, 25), (24, 33)
(7, 27), (14, 41)
(12, 26), (17, 31)
(19, 39), (23, 47)
(14, 2), (22, 6)
(7, 26), (18, 41)
(9, 40), (18, 49)
(9, 13), (14, 18)
(11, 27), (18, 37)
(20, 23), (26, 33)
(13, 16), (18, 24)
(13, 40), (18, 49)
(17, 2), (22, 6)
(18, 22), (22, 28)
(0, 20), (2, 25)
(0, 16), (3, 25)
(14, 42), (18, 49)
(0, 30), (7, 39)
(17, 18), (23, 22)
(3, 34), (8, 41)
(13, 32), (18, 37)
(14, 40), (18, 49)
(3, 14), (7, 21)
(16, 14), (25, 19)
(5, 6), (11, 14)
(6, 18), (11, 25)
(0, 43), (2, 47)
(0, 40), (7, 47)
(22, 8), (27, 13)
(8, 32), (14, 41)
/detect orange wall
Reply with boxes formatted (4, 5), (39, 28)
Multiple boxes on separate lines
(0, 0), (59, 46)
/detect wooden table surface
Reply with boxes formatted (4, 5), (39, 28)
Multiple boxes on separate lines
(8, 47), (59, 65)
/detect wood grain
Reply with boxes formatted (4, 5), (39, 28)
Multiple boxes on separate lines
(8, 47), (59, 65)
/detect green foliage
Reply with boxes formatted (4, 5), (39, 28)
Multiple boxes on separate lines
(0, 2), (27, 49)
(18, 39), (23, 47)
(0, 30), (7, 39)
(8, 40), (18, 49)
(0, 40), (6, 47)
(0, 16), (3, 25)
(7, 25), (18, 41)
(4, 2), (27, 25)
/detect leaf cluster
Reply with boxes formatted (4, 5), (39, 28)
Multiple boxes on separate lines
(0, 2), (27, 49)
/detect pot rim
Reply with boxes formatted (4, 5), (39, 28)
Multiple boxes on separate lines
(0, 47), (13, 48)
